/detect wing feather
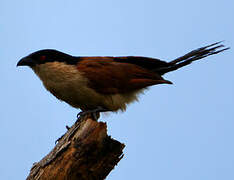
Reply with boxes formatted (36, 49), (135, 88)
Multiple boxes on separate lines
(77, 57), (171, 94)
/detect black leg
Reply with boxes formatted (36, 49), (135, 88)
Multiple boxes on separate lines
(77, 106), (109, 121)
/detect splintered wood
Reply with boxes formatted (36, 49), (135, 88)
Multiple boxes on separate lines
(27, 117), (125, 180)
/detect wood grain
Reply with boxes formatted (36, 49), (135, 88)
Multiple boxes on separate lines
(27, 116), (125, 180)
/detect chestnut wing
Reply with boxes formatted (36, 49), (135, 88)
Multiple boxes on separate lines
(77, 57), (172, 95)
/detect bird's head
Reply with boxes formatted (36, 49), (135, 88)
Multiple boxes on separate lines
(17, 49), (78, 67)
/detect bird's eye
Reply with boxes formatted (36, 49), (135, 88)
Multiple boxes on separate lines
(40, 55), (46, 61)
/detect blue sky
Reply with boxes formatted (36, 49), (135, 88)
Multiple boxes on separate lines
(1, 0), (234, 179)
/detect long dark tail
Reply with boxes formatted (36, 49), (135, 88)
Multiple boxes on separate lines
(157, 41), (230, 75)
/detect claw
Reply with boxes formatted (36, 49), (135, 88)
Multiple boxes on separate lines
(76, 107), (108, 121)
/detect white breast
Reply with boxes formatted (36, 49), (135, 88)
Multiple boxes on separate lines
(32, 62), (142, 111)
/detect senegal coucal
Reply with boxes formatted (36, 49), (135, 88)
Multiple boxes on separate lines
(17, 42), (229, 119)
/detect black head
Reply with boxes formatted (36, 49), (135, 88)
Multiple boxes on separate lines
(17, 49), (78, 67)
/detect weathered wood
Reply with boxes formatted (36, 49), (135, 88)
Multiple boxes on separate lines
(27, 116), (125, 180)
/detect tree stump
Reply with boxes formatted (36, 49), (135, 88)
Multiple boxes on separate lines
(26, 116), (125, 180)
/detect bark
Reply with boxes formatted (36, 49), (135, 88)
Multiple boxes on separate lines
(26, 116), (125, 180)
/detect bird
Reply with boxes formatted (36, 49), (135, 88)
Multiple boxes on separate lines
(17, 42), (229, 120)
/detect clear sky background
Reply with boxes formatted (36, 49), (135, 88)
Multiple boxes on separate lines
(1, 0), (234, 179)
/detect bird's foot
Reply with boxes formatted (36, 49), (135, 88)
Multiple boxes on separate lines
(77, 107), (108, 121)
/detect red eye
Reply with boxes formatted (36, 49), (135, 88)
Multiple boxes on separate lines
(40, 55), (46, 61)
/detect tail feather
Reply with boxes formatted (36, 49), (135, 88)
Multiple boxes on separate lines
(156, 41), (230, 75)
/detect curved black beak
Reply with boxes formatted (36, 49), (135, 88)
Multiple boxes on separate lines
(17, 57), (35, 67)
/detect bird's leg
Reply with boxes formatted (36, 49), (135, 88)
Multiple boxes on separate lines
(77, 106), (109, 121)
(56, 108), (104, 144)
